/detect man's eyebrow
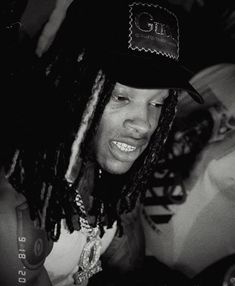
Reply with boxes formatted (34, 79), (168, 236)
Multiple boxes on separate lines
(112, 87), (127, 96)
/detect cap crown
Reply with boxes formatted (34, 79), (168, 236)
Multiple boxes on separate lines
(128, 2), (179, 60)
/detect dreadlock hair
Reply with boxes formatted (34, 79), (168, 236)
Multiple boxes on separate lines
(5, 39), (179, 240)
(5, 47), (116, 241)
(71, 85), (179, 230)
(1, 0), (178, 242)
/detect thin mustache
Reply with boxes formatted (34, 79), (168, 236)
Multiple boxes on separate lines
(113, 134), (149, 146)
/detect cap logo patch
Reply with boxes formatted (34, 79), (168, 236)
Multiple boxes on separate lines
(128, 2), (179, 60)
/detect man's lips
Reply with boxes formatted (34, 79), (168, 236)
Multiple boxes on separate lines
(109, 137), (148, 160)
(113, 135), (148, 148)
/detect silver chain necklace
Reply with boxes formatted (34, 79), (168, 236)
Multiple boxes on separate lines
(72, 191), (103, 285)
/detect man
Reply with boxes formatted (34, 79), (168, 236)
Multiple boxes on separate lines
(0, 0), (202, 285)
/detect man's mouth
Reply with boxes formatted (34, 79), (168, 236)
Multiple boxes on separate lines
(112, 141), (137, 152)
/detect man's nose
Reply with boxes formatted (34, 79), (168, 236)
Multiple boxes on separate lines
(124, 106), (151, 135)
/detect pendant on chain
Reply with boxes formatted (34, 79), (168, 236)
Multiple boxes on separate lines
(73, 227), (102, 285)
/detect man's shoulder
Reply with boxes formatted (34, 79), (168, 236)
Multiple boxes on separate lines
(0, 185), (53, 284)
(15, 201), (53, 270)
(0, 187), (53, 283)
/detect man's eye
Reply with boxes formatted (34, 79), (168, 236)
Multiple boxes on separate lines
(112, 94), (129, 102)
(150, 101), (164, 108)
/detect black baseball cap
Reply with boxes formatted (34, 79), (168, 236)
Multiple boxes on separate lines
(83, 0), (203, 104)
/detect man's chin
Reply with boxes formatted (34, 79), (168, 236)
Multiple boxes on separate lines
(101, 160), (132, 175)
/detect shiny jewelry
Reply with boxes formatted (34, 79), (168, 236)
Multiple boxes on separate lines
(98, 168), (102, 179)
(73, 192), (103, 285)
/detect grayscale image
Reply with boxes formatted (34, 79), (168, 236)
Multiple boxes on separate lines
(1, 0), (235, 285)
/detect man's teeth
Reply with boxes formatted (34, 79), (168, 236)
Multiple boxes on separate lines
(113, 141), (136, 152)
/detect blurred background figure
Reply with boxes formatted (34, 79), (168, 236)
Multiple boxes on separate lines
(142, 63), (235, 285)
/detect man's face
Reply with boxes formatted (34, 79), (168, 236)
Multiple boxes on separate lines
(94, 83), (169, 174)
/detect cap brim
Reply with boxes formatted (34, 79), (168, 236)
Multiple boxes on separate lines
(99, 52), (204, 104)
